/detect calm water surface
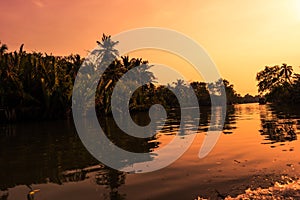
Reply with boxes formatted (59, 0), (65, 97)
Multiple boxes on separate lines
(0, 103), (300, 199)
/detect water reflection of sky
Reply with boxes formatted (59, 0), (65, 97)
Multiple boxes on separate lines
(0, 103), (300, 199)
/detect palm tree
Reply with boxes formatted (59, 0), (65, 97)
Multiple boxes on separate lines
(279, 63), (293, 84)
(95, 167), (126, 200)
(256, 64), (296, 103)
(95, 34), (119, 64)
(190, 81), (210, 105)
(0, 41), (8, 55)
(0, 37), (161, 120)
(256, 65), (281, 94)
(121, 55), (130, 69)
(0, 42), (86, 120)
(257, 64), (294, 93)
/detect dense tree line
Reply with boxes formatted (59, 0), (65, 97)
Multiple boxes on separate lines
(256, 63), (300, 104)
(0, 36), (256, 122)
(0, 41), (82, 120)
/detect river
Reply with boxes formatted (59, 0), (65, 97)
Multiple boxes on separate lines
(0, 103), (299, 199)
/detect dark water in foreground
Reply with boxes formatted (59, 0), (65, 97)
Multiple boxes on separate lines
(0, 103), (300, 200)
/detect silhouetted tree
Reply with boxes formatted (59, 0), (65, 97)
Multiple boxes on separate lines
(256, 64), (298, 104)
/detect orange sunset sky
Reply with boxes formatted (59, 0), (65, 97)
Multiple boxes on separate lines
(1, 0), (300, 95)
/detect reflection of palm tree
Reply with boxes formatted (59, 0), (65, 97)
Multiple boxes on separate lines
(260, 105), (298, 145)
(95, 167), (126, 200)
(222, 105), (236, 133)
(261, 120), (297, 143)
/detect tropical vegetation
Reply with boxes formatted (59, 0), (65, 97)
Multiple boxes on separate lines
(0, 35), (257, 122)
(256, 63), (300, 104)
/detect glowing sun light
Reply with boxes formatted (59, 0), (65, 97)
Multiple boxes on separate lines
(292, 0), (300, 21)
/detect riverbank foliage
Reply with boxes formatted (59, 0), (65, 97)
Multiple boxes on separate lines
(0, 36), (257, 122)
(256, 63), (300, 104)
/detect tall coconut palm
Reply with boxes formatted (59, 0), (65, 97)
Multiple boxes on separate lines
(256, 64), (295, 103)
(0, 41), (8, 55)
(279, 63), (293, 84)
